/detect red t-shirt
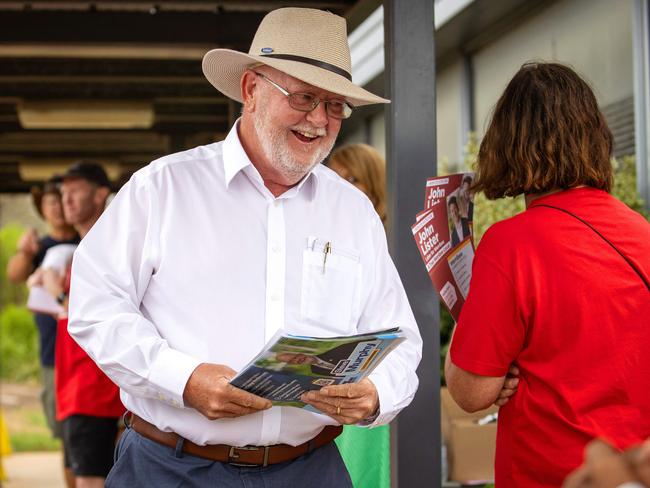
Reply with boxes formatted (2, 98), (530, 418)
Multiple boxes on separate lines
(55, 317), (124, 420)
(450, 187), (650, 488)
(55, 266), (124, 420)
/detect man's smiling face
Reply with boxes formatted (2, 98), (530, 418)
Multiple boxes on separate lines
(250, 68), (342, 182)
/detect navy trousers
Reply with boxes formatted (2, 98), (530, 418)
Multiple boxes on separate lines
(106, 427), (353, 487)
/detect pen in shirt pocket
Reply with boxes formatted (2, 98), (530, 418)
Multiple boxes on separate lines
(322, 242), (331, 274)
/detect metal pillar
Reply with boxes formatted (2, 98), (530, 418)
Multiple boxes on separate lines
(384, 1), (440, 487)
(459, 54), (475, 169)
(633, 0), (650, 210)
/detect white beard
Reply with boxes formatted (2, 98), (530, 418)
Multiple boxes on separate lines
(253, 103), (335, 181)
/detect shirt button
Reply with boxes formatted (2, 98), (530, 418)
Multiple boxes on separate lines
(272, 243), (281, 253)
(271, 292), (281, 301)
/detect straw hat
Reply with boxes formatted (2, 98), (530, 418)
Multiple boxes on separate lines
(202, 7), (389, 107)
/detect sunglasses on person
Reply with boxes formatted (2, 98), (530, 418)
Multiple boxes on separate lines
(254, 72), (354, 120)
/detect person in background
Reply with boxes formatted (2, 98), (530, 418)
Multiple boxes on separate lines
(328, 143), (387, 226)
(327, 142), (391, 488)
(41, 162), (123, 488)
(66, 7), (421, 487)
(444, 62), (650, 488)
(6, 178), (78, 441)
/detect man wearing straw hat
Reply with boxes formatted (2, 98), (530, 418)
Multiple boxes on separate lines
(67, 7), (422, 486)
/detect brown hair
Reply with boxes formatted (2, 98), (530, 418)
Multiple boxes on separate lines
(448, 195), (459, 210)
(328, 143), (387, 224)
(474, 62), (613, 199)
(30, 179), (60, 219)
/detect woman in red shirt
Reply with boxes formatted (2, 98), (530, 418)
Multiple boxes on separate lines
(445, 62), (650, 488)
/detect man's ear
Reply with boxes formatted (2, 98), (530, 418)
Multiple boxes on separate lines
(240, 70), (257, 112)
(94, 186), (110, 207)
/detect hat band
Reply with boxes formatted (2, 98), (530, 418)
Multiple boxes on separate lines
(260, 53), (352, 81)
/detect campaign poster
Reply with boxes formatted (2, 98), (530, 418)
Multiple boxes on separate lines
(412, 173), (475, 321)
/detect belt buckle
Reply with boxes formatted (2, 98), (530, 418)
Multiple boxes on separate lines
(228, 445), (271, 467)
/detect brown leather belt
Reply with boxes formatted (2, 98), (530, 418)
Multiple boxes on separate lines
(128, 413), (342, 467)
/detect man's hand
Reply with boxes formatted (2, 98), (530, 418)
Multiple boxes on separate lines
(7, 229), (39, 283)
(563, 439), (638, 488)
(495, 365), (520, 407)
(183, 363), (272, 420)
(632, 439), (650, 486)
(17, 229), (39, 257)
(301, 378), (379, 425)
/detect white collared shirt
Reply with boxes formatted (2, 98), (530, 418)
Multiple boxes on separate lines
(68, 122), (422, 447)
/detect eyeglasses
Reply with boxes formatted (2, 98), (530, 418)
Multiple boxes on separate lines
(254, 72), (353, 120)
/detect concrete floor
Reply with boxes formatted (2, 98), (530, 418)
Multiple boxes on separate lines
(2, 451), (65, 488)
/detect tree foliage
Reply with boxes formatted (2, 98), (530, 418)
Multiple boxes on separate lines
(0, 224), (29, 307)
(0, 223), (38, 381)
(0, 305), (39, 381)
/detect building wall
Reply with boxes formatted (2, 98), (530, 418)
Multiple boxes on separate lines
(436, 60), (463, 170)
(341, 124), (367, 147)
(337, 112), (386, 160)
(472, 0), (633, 137)
(349, 0), (635, 170)
(369, 113), (386, 158)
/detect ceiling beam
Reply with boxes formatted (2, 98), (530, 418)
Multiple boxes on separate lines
(0, 81), (217, 99)
(0, 0), (361, 192)
(0, 44), (212, 60)
(0, 10), (264, 45)
(0, 130), (170, 153)
(0, 57), (203, 76)
(0, 1), (354, 12)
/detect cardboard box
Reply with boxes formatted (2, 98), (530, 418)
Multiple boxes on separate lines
(441, 387), (498, 483)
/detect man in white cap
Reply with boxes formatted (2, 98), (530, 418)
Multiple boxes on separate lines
(68, 7), (422, 486)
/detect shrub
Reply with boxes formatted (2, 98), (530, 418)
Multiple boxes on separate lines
(0, 305), (39, 381)
(1, 223), (39, 381)
(612, 156), (648, 217)
(1, 224), (29, 307)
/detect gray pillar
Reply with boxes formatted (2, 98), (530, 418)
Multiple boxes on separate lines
(633, 0), (650, 209)
(459, 55), (475, 170)
(384, 1), (441, 487)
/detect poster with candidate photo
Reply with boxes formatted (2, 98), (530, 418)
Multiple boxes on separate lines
(412, 173), (475, 321)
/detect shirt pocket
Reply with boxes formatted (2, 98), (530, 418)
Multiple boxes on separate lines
(300, 237), (362, 335)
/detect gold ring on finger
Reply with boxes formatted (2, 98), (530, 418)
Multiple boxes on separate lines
(336, 406), (341, 415)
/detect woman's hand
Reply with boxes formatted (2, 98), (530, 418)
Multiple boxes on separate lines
(494, 364), (520, 407)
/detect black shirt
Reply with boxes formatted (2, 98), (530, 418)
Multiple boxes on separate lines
(32, 234), (80, 367)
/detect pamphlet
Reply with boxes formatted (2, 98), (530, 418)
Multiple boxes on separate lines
(26, 243), (77, 317)
(230, 328), (405, 412)
(411, 173), (475, 321)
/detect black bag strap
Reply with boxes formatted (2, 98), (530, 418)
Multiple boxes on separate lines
(535, 203), (650, 292)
